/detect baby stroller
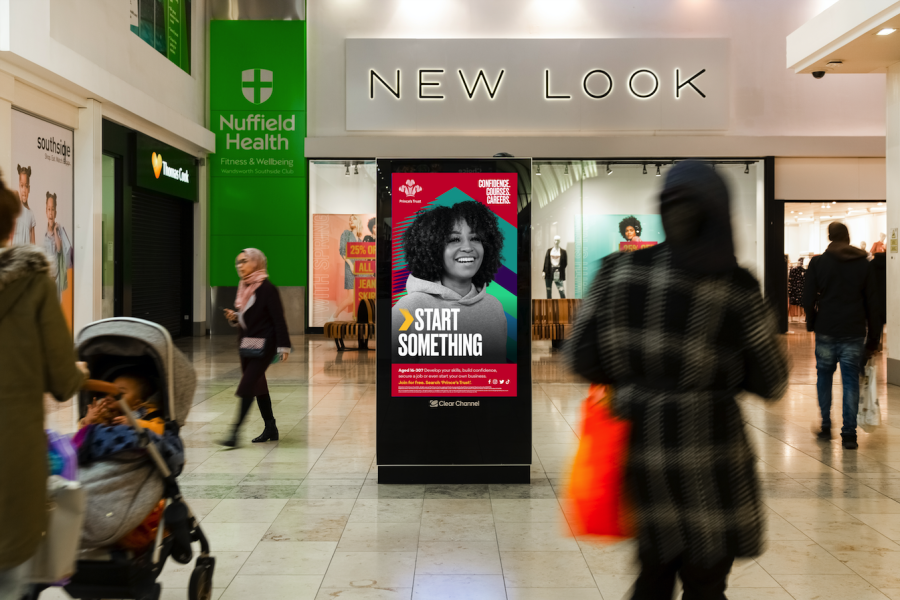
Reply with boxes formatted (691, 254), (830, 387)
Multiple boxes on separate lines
(31, 318), (214, 600)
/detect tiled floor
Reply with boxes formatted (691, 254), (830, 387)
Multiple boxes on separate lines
(42, 330), (900, 600)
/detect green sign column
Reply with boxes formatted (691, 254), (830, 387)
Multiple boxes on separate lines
(209, 20), (307, 287)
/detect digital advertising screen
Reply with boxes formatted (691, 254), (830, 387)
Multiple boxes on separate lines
(376, 158), (532, 484)
(390, 173), (518, 398)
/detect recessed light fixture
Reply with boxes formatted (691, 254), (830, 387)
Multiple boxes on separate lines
(536, 165), (541, 176)
(878, 202), (884, 206)
(799, 212), (803, 215)
(790, 211), (795, 214)
(832, 201), (837, 204)
(878, 28), (897, 35)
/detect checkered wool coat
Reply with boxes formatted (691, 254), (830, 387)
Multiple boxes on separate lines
(566, 244), (788, 567)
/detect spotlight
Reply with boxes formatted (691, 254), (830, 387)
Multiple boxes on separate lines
(536, 165), (541, 176)
(877, 28), (896, 35)
(642, 164), (647, 175)
(656, 165), (661, 177)
(744, 163), (750, 174)
(353, 164), (359, 175)
(564, 164), (569, 175)
(606, 164), (612, 176)
(345, 164), (350, 177)
(832, 201), (836, 204)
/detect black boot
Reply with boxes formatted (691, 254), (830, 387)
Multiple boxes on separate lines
(841, 433), (858, 449)
(816, 425), (832, 441)
(218, 426), (239, 448)
(252, 419), (279, 443)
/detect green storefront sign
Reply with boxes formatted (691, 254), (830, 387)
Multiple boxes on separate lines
(209, 20), (306, 287)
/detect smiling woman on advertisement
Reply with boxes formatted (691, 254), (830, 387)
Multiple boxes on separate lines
(392, 201), (507, 363)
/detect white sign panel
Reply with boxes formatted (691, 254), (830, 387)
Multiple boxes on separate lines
(11, 109), (75, 326)
(346, 39), (729, 132)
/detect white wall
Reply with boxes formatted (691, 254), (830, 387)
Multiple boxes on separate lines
(775, 158), (886, 200)
(308, 0), (884, 144)
(2, 0), (213, 154)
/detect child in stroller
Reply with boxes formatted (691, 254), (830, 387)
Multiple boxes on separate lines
(28, 318), (215, 600)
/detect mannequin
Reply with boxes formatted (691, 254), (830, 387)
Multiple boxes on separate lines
(871, 232), (887, 254)
(542, 236), (567, 299)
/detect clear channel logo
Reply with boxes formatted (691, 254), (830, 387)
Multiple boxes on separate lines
(242, 68), (273, 104)
(430, 399), (480, 407)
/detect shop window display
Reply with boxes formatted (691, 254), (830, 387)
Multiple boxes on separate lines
(531, 160), (761, 299)
(308, 160), (377, 328)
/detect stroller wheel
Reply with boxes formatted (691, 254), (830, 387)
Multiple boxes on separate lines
(189, 560), (214, 600)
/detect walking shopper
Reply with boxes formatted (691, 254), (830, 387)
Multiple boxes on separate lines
(802, 221), (879, 449)
(566, 161), (788, 600)
(0, 173), (85, 598)
(220, 248), (291, 447)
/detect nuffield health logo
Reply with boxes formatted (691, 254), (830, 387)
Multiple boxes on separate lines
(242, 69), (273, 104)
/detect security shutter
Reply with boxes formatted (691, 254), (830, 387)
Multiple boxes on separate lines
(131, 192), (192, 337)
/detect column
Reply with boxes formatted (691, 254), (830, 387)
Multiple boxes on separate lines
(193, 161), (208, 336)
(886, 64), (900, 385)
(0, 71), (14, 179)
(73, 98), (102, 334)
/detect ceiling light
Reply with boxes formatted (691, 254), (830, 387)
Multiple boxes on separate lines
(799, 212), (803, 215)
(744, 163), (750, 174)
(790, 211), (794, 214)
(606, 164), (612, 176)
(536, 165), (541, 176)
(344, 165), (350, 177)
(878, 28), (897, 35)
(564, 164), (569, 175)
(832, 201), (836, 204)
(656, 165), (661, 177)
(353, 164), (359, 175)
(642, 164), (647, 175)
(877, 202), (884, 206)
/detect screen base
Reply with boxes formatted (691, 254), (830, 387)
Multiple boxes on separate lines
(378, 465), (531, 484)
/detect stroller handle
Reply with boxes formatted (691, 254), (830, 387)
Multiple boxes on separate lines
(82, 379), (120, 396)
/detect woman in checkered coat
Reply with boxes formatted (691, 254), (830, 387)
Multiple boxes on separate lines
(566, 161), (788, 599)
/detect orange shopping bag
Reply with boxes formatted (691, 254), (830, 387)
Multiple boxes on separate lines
(567, 384), (634, 539)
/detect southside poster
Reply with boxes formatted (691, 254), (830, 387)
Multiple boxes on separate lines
(390, 173), (517, 397)
(10, 110), (75, 329)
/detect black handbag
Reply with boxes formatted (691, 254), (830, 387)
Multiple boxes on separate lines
(239, 337), (267, 358)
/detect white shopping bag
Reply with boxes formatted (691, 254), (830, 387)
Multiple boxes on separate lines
(857, 361), (881, 432)
(28, 476), (86, 583)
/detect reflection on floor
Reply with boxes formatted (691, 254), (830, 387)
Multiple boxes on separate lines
(42, 331), (900, 600)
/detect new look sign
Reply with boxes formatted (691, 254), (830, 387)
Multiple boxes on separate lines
(346, 39), (729, 132)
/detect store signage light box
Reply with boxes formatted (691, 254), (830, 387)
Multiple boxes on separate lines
(135, 133), (198, 202)
(346, 38), (729, 131)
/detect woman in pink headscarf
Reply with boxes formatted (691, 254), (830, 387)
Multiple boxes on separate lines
(220, 248), (291, 447)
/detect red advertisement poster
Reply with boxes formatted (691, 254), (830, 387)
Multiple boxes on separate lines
(390, 173), (518, 397)
(310, 213), (376, 326)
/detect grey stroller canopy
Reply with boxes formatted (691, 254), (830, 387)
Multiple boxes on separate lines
(75, 318), (196, 426)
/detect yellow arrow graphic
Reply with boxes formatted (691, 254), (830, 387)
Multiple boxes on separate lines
(399, 308), (414, 331)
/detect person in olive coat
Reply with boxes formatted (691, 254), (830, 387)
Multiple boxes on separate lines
(0, 175), (84, 596)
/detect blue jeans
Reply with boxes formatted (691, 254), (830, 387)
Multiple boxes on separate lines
(815, 335), (865, 436)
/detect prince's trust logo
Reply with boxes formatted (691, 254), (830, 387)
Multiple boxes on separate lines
(399, 179), (422, 198)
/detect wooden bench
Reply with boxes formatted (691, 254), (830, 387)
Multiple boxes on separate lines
(323, 298), (375, 351)
(532, 299), (582, 348)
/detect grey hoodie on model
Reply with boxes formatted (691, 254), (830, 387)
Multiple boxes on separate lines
(392, 274), (508, 363)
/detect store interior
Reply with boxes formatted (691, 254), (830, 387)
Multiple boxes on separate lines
(306, 159), (765, 330)
(784, 200), (887, 323)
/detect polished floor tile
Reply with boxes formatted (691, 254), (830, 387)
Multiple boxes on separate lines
(138, 332), (900, 599)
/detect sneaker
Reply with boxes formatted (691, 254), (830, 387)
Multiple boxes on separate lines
(816, 427), (832, 441)
(841, 434), (858, 450)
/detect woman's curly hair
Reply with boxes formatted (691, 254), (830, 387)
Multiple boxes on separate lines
(403, 200), (504, 290)
(618, 215), (642, 240)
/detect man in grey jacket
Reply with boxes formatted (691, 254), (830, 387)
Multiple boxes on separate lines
(802, 222), (879, 449)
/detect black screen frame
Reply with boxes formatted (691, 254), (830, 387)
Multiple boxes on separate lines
(375, 158), (533, 484)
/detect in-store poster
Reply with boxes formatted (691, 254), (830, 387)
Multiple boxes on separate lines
(390, 173), (518, 397)
(310, 213), (376, 326)
(10, 110), (74, 330)
(576, 213), (664, 291)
